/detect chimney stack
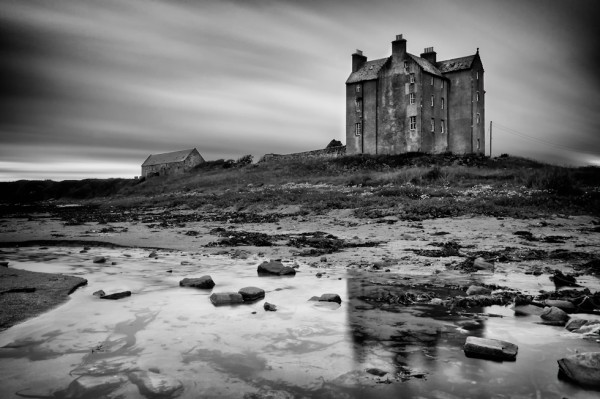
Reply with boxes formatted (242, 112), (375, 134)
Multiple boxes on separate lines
(392, 34), (407, 58)
(420, 47), (437, 64)
(352, 49), (367, 72)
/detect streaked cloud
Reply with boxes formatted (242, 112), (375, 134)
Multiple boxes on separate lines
(0, 0), (598, 181)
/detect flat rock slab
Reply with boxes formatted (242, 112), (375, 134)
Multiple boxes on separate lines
(92, 256), (106, 264)
(238, 286), (265, 301)
(463, 336), (518, 361)
(63, 375), (127, 398)
(309, 293), (342, 304)
(558, 352), (600, 387)
(257, 260), (296, 276)
(130, 371), (183, 398)
(544, 299), (577, 313)
(179, 276), (215, 289)
(100, 291), (131, 300)
(210, 292), (244, 306)
(513, 304), (545, 316)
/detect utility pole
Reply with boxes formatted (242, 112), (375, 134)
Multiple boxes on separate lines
(489, 121), (493, 158)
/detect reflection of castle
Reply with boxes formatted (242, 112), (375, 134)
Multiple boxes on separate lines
(346, 35), (485, 155)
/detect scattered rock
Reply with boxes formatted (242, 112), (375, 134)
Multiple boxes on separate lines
(309, 293), (342, 304)
(456, 320), (483, 330)
(466, 285), (491, 296)
(264, 302), (277, 311)
(238, 286), (265, 301)
(180, 261), (191, 265)
(179, 276), (215, 289)
(0, 261), (8, 267)
(544, 299), (577, 313)
(100, 291), (131, 300)
(93, 290), (106, 297)
(473, 257), (494, 271)
(257, 260), (296, 276)
(129, 371), (183, 398)
(463, 336), (518, 361)
(558, 352), (600, 387)
(92, 256), (106, 264)
(316, 272), (323, 278)
(320, 256), (327, 262)
(513, 304), (545, 316)
(149, 251), (158, 258)
(366, 368), (388, 377)
(550, 269), (579, 288)
(62, 375), (127, 398)
(210, 292), (244, 306)
(540, 306), (570, 325)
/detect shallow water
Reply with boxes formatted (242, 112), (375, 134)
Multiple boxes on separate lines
(0, 246), (599, 398)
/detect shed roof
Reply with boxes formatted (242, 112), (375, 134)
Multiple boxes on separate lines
(142, 148), (196, 167)
(346, 58), (388, 84)
(437, 55), (476, 73)
(408, 54), (444, 78)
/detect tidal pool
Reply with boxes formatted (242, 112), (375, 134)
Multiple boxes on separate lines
(0, 246), (599, 398)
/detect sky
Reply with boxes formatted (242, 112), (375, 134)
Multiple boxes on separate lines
(1, 0), (599, 181)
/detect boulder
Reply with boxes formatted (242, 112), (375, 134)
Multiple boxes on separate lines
(565, 318), (590, 332)
(100, 291), (131, 300)
(466, 285), (491, 296)
(463, 336), (518, 361)
(63, 375), (127, 398)
(92, 256), (106, 264)
(129, 371), (183, 398)
(544, 299), (577, 313)
(264, 302), (277, 311)
(473, 257), (494, 271)
(456, 320), (483, 330)
(257, 260), (296, 276)
(149, 251), (158, 258)
(540, 306), (570, 325)
(179, 276), (215, 289)
(238, 286), (265, 302)
(93, 290), (106, 297)
(513, 304), (545, 316)
(309, 293), (342, 304)
(0, 261), (9, 267)
(558, 352), (600, 387)
(210, 292), (244, 306)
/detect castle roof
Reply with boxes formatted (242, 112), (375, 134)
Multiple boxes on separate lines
(437, 55), (476, 73)
(407, 54), (444, 78)
(346, 58), (388, 84)
(142, 148), (197, 167)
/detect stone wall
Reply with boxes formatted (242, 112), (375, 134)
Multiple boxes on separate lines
(261, 146), (346, 162)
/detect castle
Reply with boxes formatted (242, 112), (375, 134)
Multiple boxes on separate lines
(346, 34), (485, 155)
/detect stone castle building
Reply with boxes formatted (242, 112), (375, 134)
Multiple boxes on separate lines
(346, 34), (484, 155)
(141, 148), (204, 178)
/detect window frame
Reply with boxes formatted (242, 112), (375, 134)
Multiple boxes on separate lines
(431, 118), (435, 132)
(355, 99), (362, 113)
(409, 73), (415, 83)
(441, 97), (444, 110)
(431, 95), (434, 107)
(355, 122), (362, 136)
(441, 119), (445, 134)
(431, 76), (434, 86)
(409, 92), (415, 104)
(409, 116), (416, 130)
(476, 113), (480, 124)
(356, 84), (361, 93)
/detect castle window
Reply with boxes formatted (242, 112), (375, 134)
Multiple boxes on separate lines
(404, 61), (409, 72)
(355, 99), (362, 113)
(477, 138), (481, 150)
(409, 116), (416, 130)
(356, 84), (361, 93)
(441, 80), (444, 89)
(431, 95), (434, 107)
(431, 118), (435, 132)
(476, 71), (479, 80)
(441, 97), (445, 109)
(409, 93), (415, 104)
(476, 91), (480, 102)
(476, 113), (480, 124)
(441, 119), (445, 133)
(355, 122), (362, 136)
(431, 76), (434, 86)
(410, 73), (415, 83)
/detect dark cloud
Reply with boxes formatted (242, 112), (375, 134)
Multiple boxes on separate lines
(0, 0), (599, 180)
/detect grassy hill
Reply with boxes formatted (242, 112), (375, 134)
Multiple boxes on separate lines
(1, 153), (599, 220)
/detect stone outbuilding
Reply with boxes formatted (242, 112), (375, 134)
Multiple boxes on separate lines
(346, 34), (485, 155)
(141, 148), (204, 178)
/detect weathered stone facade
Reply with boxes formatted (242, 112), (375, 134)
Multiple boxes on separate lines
(141, 148), (204, 177)
(346, 35), (485, 155)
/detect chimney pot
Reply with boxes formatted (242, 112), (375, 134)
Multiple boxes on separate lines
(396, 34), (403, 40)
(356, 49), (363, 55)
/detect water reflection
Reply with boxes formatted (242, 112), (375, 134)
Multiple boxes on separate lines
(0, 247), (598, 398)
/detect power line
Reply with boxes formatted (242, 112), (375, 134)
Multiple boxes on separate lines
(493, 122), (592, 154)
